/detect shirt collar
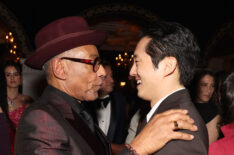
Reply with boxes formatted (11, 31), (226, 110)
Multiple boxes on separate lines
(146, 88), (185, 122)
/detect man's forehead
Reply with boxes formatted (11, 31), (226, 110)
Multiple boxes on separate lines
(71, 45), (99, 58)
(133, 52), (141, 59)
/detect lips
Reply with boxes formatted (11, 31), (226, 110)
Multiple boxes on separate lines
(203, 94), (211, 98)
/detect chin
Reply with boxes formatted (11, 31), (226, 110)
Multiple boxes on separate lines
(137, 91), (144, 99)
(86, 94), (98, 101)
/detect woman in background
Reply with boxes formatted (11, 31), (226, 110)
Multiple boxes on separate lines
(0, 64), (13, 155)
(189, 69), (220, 144)
(209, 72), (233, 155)
(3, 60), (33, 154)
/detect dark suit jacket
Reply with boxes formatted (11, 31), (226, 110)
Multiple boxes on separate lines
(145, 89), (209, 155)
(106, 92), (127, 144)
(15, 85), (111, 155)
(85, 92), (127, 144)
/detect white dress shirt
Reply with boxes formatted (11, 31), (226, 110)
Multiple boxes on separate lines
(146, 88), (185, 122)
(97, 95), (111, 135)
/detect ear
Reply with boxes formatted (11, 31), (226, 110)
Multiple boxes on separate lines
(51, 58), (66, 80)
(163, 56), (177, 77)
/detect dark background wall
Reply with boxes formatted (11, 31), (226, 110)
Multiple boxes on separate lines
(1, 0), (233, 51)
(0, 0), (233, 99)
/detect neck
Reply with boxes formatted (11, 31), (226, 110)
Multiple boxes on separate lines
(150, 84), (184, 107)
(7, 87), (19, 99)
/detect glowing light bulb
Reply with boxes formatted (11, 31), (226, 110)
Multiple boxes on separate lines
(10, 37), (14, 42)
(120, 81), (126, 87)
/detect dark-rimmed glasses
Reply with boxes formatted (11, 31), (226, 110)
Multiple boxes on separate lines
(61, 57), (102, 72)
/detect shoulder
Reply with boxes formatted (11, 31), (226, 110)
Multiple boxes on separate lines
(18, 104), (65, 133)
(15, 106), (69, 154)
(18, 94), (34, 105)
(21, 94), (34, 102)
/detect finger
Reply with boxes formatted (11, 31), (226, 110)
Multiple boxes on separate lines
(171, 120), (197, 131)
(173, 121), (179, 130)
(159, 109), (188, 116)
(170, 131), (194, 141)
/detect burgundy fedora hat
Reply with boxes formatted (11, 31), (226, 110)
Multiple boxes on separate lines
(25, 16), (107, 69)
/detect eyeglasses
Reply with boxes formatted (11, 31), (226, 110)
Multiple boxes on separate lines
(61, 57), (102, 72)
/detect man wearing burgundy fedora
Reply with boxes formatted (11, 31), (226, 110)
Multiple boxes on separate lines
(15, 16), (197, 155)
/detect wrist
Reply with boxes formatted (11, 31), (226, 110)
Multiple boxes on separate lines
(125, 144), (139, 155)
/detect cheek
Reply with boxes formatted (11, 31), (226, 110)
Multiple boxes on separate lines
(6, 77), (10, 82)
(15, 76), (21, 82)
(210, 88), (214, 94)
(197, 86), (203, 95)
(86, 75), (97, 88)
(69, 66), (99, 100)
(83, 75), (99, 95)
(84, 80), (99, 101)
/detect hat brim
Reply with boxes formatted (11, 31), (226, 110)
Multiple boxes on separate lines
(25, 30), (107, 70)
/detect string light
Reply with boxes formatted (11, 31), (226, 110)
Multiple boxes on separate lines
(5, 32), (20, 62)
(115, 52), (133, 69)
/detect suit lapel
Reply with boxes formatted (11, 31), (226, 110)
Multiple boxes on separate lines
(136, 118), (147, 135)
(66, 111), (109, 155)
(44, 85), (110, 155)
(155, 89), (190, 115)
(138, 89), (190, 133)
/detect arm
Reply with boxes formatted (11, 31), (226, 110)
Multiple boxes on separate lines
(0, 109), (11, 155)
(206, 115), (220, 144)
(125, 109), (140, 144)
(118, 109), (197, 155)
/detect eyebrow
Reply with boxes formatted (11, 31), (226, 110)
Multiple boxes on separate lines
(5, 71), (19, 74)
(90, 54), (99, 58)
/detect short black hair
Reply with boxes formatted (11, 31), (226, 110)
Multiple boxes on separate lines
(140, 21), (200, 86)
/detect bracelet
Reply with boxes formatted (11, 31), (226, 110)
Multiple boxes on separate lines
(125, 144), (139, 155)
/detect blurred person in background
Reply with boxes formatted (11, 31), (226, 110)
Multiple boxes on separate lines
(189, 69), (220, 144)
(209, 72), (234, 155)
(3, 60), (33, 154)
(0, 64), (14, 155)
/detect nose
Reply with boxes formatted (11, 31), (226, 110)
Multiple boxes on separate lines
(129, 62), (136, 77)
(97, 64), (106, 78)
(10, 74), (15, 80)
